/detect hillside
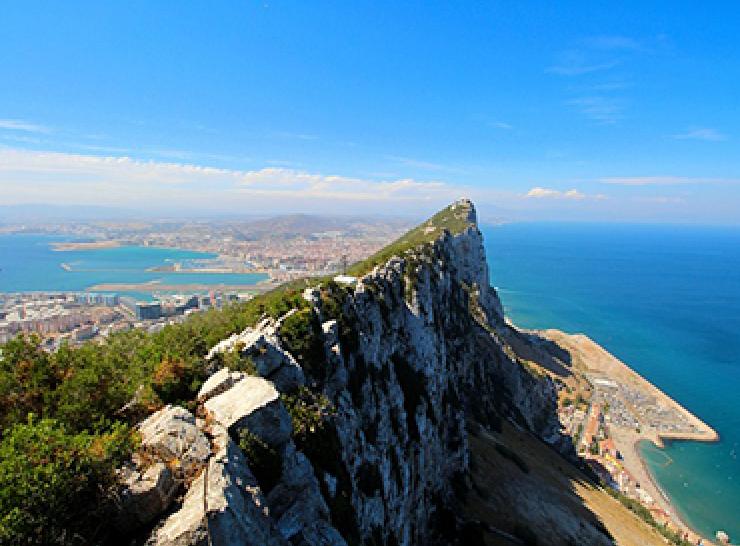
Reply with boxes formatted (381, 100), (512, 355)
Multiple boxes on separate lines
(0, 199), (677, 546)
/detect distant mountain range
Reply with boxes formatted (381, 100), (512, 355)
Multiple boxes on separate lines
(0, 204), (141, 222)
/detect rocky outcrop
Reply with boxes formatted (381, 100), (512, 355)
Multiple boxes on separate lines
(206, 317), (305, 392)
(294, 205), (560, 545)
(114, 406), (210, 532)
(196, 367), (247, 403)
(149, 426), (287, 546)
(137, 405), (211, 481)
(204, 375), (292, 448)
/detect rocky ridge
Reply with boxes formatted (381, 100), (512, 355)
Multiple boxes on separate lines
(116, 199), (569, 546)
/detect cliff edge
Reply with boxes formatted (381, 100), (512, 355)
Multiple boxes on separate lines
(112, 199), (670, 546)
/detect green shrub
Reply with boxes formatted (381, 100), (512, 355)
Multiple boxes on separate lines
(280, 308), (327, 384)
(218, 347), (257, 375)
(0, 416), (135, 544)
(236, 429), (282, 493)
(319, 281), (348, 321)
(281, 386), (333, 445)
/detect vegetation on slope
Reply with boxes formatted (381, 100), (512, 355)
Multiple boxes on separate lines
(0, 279), (316, 544)
(346, 200), (475, 277)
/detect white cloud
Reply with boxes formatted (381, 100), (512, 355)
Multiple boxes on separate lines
(236, 168), (455, 201)
(0, 118), (51, 134)
(597, 176), (740, 186)
(563, 189), (586, 200)
(671, 128), (727, 141)
(568, 96), (623, 124)
(0, 148), (462, 211)
(525, 187), (603, 200)
(489, 121), (513, 130)
(546, 51), (620, 76)
(526, 187), (561, 199)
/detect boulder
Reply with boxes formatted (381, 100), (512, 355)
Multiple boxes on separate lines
(204, 376), (293, 448)
(138, 405), (210, 479)
(149, 430), (288, 546)
(115, 462), (177, 530)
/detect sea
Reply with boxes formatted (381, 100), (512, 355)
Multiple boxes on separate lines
(0, 233), (268, 296)
(482, 222), (740, 541)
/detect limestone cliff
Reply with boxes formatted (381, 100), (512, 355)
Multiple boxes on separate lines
(117, 200), (588, 546)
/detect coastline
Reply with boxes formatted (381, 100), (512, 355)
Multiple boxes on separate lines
(535, 329), (720, 545)
(632, 438), (703, 542)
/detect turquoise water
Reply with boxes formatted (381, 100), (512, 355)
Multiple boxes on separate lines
(482, 223), (740, 541)
(0, 234), (268, 294)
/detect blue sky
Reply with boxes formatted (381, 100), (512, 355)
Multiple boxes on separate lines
(1, 1), (739, 222)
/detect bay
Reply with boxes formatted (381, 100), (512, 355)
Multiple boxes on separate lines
(0, 233), (268, 295)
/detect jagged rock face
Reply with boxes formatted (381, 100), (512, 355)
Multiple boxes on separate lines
(299, 217), (560, 545)
(115, 406), (211, 534)
(207, 316), (305, 392)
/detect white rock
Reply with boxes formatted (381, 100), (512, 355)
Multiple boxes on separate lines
(204, 376), (292, 447)
(138, 405), (210, 479)
(150, 431), (288, 546)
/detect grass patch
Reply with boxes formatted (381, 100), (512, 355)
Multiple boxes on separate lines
(279, 307), (326, 384)
(603, 485), (694, 546)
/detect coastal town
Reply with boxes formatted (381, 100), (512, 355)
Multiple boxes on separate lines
(0, 290), (255, 348)
(545, 330), (729, 546)
(0, 214), (411, 346)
